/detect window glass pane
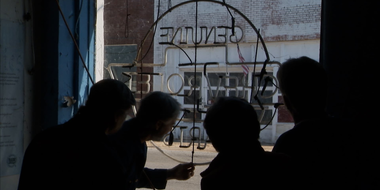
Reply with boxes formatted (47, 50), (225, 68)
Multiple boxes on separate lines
(184, 72), (202, 87)
(206, 73), (225, 86)
(183, 109), (202, 120)
(184, 90), (200, 104)
(228, 90), (248, 100)
(255, 110), (273, 125)
(253, 72), (274, 87)
(261, 73), (275, 87)
(229, 73), (245, 86)
(211, 90), (225, 97)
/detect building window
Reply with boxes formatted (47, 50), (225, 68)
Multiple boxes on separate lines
(182, 70), (278, 125)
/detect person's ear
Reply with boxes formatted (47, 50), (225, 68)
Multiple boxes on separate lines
(283, 95), (294, 115)
(114, 113), (119, 123)
(155, 120), (163, 131)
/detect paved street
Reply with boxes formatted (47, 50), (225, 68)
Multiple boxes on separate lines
(141, 141), (217, 190)
(141, 141), (273, 190)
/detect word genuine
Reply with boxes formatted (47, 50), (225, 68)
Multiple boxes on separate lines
(159, 26), (244, 45)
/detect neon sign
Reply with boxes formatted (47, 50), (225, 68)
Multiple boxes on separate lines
(159, 26), (244, 45)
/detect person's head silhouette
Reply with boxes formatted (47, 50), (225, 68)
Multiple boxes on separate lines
(79, 79), (136, 134)
(203, 97), (260, 152)
(135, 91), (181, 142)
(277, 56), (327, 124)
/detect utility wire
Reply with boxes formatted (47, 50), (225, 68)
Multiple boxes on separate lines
(55, 0), (94, 85)
(191, 0), (199, 164)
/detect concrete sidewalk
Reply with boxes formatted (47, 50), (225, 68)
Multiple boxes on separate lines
(144, 141), (274, 190)
(147, 141), (274, 152)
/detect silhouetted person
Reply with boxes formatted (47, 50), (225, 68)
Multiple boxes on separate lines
(200, 97), (292, 190)
(109, 91), (195, 190)
(18, 79), (136, 190)
(272, 56), (355, 189)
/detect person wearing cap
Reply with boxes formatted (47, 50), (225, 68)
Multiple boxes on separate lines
(18, 79), (136, 190)
(109, 91), (195, 190)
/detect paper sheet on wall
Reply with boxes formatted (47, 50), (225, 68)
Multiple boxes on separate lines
(0, 18), (24, 177)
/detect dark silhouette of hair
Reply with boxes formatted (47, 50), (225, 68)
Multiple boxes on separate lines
(86, 79), (135, 111)
(277, 56), (327, 115)
(203, 97), (260, 152)
(136, 91), (180, 130)
(76, 79), (135, 131)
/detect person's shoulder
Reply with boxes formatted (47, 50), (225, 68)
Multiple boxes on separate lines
(276, 127), (297, 142)
(109, 119), (140, 146)
(263, 151), (291, 161)
(110, 119), (132, 138)
(24, 124), (69, 157)
(32, 125), (66, 142)
(259, 152), (293, 175)
(272, 127), (299, 153)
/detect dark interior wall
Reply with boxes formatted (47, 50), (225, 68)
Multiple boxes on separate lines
(32, 0), (59, 130)
(321, 1), (379, 187)
(321, 1), (380, 123)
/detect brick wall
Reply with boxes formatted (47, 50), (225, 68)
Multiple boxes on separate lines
(241, 0), (321, 42)
(104, 0), (321, 73)
(103, 0), (154, 98)
(278, 96), (293, 123)
(269, 4), (321, 25)
(153, 0), (321, 42)
(104, 0), (154, 63)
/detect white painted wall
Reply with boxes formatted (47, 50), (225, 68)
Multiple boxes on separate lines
(0, 0), (29, 189)
(152, 40), (319, 144)
(151, 0), (321, 143)
(95, 0), (105, 82)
